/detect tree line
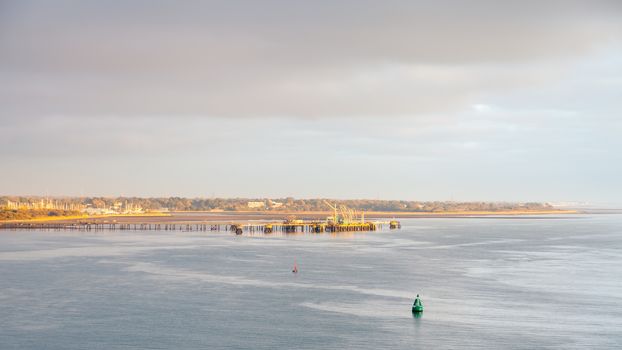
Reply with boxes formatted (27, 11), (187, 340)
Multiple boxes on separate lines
(1, 196), (554, 213)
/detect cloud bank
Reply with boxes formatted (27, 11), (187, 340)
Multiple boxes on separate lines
(1, 0), (620, 118)
(0, 1), (620, 201)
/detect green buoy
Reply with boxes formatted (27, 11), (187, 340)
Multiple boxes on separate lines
(412, 294), (424, 313)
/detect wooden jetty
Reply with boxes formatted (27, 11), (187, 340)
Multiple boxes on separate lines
(0, 219), (399, 234)
(0, 204), (401, 234)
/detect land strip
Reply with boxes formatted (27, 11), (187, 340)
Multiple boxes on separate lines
(0, 209), (578, 225)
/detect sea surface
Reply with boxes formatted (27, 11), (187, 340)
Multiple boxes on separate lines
(1, 215), (621, 349)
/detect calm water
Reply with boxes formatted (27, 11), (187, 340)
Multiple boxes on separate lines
(1, 215), (621, 349)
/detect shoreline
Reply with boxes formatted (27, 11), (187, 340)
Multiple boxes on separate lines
(0, 212), (170, 224)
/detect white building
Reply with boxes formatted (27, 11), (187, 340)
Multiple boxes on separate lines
(247, 201), (265, 209)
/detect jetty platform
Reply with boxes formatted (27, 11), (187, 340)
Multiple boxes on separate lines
(0, 219), (401, 234)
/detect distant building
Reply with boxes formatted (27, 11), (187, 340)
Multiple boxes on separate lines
(247, 201), (265, 209)
(84, 207), (116, 215)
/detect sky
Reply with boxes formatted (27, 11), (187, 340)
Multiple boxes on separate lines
(1, 0), (621, 202)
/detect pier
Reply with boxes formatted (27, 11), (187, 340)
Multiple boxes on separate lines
(0, 220), (399, 234)
(0, 202), (402, 234)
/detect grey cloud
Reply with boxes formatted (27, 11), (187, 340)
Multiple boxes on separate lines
(1, 1), (621, 201)
(1, 0), (621, 119)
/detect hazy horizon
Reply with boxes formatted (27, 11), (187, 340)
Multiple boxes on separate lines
(1, 1), (621, 202)
(2, 194), (619, 208)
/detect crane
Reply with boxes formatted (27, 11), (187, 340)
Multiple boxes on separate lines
(339, 205), (354, 224)
(324, 201), (365, 225)
(323, 200), (338, 224)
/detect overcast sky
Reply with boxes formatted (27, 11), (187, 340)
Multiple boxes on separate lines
(1, 0), (621, 202)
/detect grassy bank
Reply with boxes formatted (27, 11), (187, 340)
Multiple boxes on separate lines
(0, 209), (171, 223)
(0, 209), (86, 222)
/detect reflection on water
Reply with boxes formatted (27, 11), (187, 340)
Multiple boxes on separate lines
(1, 214), (621, 349)
(245, 230), (361, 239)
